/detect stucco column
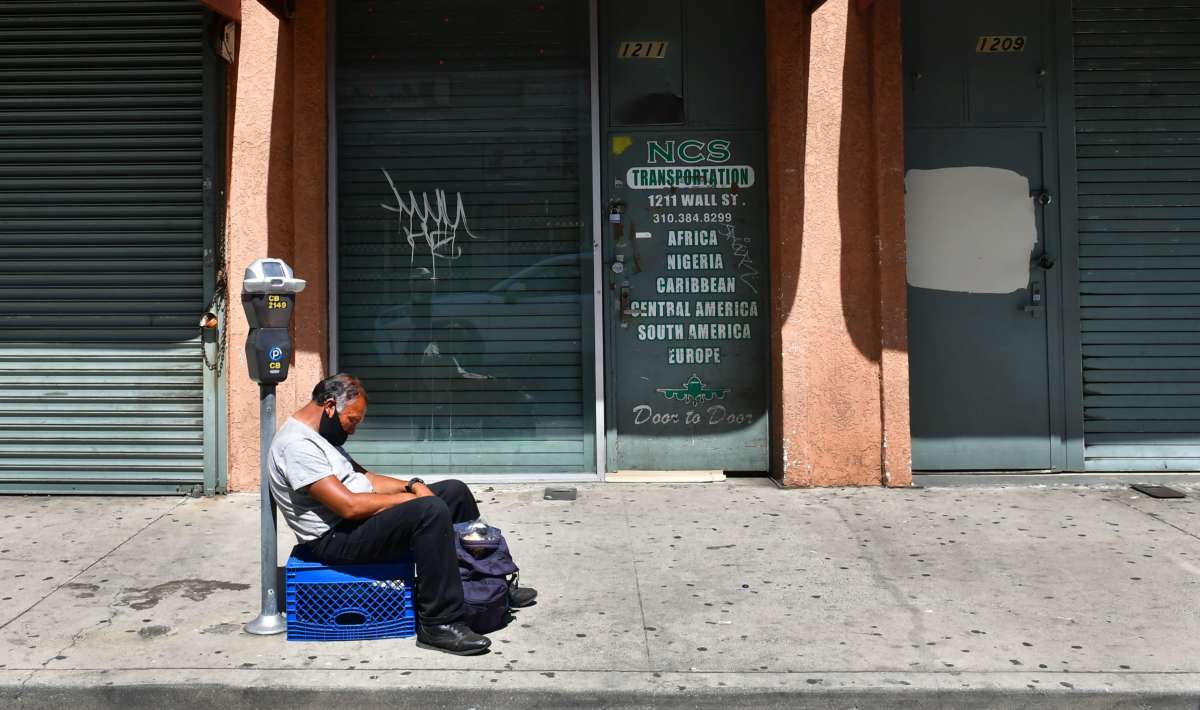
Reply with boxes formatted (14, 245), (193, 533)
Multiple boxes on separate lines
(287, 0), (329, 418)
(766, 0), (911, 487)
(225, 3), (284, 492)
(224, 1), (328, 491)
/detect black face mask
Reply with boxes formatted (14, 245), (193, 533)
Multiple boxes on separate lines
(318, 407), (348, 447)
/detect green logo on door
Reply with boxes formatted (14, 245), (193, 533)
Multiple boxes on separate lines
(656, 375), (728, 405)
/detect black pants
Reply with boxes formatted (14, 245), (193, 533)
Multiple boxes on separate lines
(308, 479), (480, 625)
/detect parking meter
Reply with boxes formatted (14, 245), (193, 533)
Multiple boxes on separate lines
(242, 258), (306, 383)
(243, 258), (305, 637)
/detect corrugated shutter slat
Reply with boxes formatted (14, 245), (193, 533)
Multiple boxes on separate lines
(1075, 0), (1200, 470)
(0, 2), (206, 492)
(336, 0), (593, 476)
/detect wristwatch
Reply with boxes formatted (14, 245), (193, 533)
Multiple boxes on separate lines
(405, 477), (425, 494)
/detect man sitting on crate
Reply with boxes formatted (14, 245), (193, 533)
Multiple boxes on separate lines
(268, 373), (536, 655)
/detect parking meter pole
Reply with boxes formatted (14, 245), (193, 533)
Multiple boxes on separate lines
(245, 383), (285, 635)
(241, 258), (304, 637)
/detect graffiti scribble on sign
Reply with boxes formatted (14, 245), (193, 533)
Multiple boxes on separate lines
(380, 168), (480, 280)
(656, 375), (728, 405)
(717, 223), (759, 295)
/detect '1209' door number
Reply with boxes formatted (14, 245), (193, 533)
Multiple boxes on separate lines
(975, 36), (1026, 53)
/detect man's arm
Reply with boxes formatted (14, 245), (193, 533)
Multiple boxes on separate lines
(285, 441), (426, 520)
(306, 475), (418, 520)
(365, 472), (434, 497)
(344, 453), (433, 497)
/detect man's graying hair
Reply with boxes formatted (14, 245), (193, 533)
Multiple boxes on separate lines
(312, 374), (366, 412)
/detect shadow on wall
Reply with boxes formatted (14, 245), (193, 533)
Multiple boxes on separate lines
(835, 0), (884, 366)
(264, 6), (328, 413)
(771, 0), (902, 367)
(224, 20), (240, 217)
(767, 0), (810, 342)
(267, 19), (296, 338)
(266, 14), (325, 416)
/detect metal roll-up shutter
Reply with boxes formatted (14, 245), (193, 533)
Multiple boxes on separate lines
(1075, 1), (1200, 471)
(0, 2), (210, 493)
(335, 0), (594, 476)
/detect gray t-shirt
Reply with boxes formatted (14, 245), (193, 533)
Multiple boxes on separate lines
(268, 417), (374, 542)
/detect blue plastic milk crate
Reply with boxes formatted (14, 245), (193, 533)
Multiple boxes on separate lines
(285, 545), (417, 642)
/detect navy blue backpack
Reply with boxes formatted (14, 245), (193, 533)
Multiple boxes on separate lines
(453, 520), (518, 633)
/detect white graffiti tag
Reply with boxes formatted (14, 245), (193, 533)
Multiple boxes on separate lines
(380, 168), (480, 280)
(717, 223), (759, 295)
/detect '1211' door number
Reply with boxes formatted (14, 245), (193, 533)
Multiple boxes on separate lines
(618, 41), (668, 59)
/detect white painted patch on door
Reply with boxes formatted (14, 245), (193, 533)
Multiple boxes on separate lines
(905, 167), (1037, 294)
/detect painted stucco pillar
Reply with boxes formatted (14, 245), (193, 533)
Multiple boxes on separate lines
(225, 2), (282, 492)
(766, 0), (911, 487)
(224, 0), (328, 491)
(287, 0), (329, 418)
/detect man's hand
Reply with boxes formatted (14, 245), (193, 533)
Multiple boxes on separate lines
(364, 472), (406, 495)
(365, 473), (435, 497)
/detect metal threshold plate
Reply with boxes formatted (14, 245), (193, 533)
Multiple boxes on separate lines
(608, 470), (725, 483)
(543, 487), (578, 501)
(1130, 484), (1186, 500)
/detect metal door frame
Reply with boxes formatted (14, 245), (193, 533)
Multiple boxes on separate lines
(202, 10), (230, 494)
(1053, 0), (1085, 471)
(588, 0), (608, 479)
(325, 0), (606, 482)
(1044, 0), (1070, 471)
(901, 0), (1072, 472)
(597, 1), (773, 474)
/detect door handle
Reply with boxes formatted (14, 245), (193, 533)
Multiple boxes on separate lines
(1033, 253), (1056, 271)
(1022, 283), (1043, 318)
(619, 285), (633, 327)
(608, 198), (627, 246)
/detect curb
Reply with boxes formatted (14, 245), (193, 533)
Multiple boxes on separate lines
(4, 670), (1200, 710)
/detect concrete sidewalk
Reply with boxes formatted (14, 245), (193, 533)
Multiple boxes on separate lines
(1, 478), (1199, 709)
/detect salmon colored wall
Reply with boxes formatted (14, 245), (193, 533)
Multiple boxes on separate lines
(224, 0), (328, 492)
(766, 0), (910, 487)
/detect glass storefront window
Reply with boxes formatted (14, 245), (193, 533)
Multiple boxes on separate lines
(335, 0), (595, 475)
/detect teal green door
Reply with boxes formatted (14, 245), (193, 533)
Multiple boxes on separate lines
(602, 0), (769, 472)
(904, 0), (1063, 471)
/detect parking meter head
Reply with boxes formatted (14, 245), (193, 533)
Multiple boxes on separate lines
(243, 258), (305, 384)
(242, 258), (306, 328)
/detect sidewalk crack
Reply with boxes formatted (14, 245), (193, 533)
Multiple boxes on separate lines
(38, 588), (123, 670)
(828, 495), (931, 658)
(1109, 494), (1200, 544)
(9, 668), (37, 708)
(623, 498), (653, 668)
(0, 497), (188, 636)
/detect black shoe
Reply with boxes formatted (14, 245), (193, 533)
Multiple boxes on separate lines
(509, 585), (538, 608)
(416, 622), (491, 655)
